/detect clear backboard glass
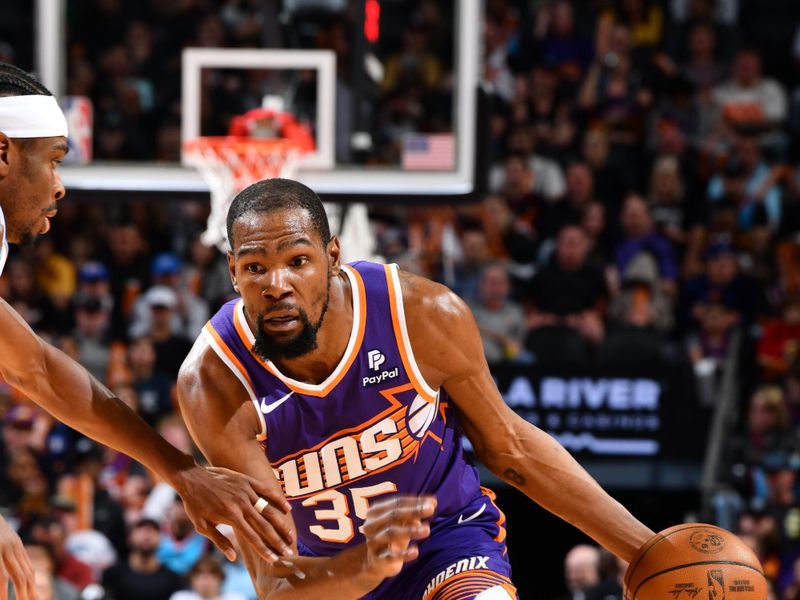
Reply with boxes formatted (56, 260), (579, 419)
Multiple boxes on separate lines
(57, 0), (481, 198)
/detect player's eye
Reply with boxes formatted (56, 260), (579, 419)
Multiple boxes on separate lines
(290, 256), (309, 268)
(245, 263), (263, 274)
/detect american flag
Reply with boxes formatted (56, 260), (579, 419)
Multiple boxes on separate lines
(402, 133), (456, 170)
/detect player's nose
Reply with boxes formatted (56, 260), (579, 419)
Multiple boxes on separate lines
(53, 172), (66, 201)
(261, 268), (292, 300)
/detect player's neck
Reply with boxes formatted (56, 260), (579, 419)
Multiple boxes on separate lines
(271, 270), (353, 385)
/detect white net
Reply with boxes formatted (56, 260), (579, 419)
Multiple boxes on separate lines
(183, 138), (305, 251)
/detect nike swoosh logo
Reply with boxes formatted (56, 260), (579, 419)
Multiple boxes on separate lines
(457, 502), (486, 524)
(261, 391), (295, 414)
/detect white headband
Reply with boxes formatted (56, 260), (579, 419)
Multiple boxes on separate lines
(0, 95), (69, 138)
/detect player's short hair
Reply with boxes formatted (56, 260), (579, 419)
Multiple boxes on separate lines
(227, 178), (331, 249)
(0, 62), (52, 97)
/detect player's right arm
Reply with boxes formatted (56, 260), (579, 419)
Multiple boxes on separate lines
(0, 297), (293, 564)
(177, 335), (435, 599)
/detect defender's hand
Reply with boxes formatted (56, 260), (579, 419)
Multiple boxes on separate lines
(0, 515), (36, 600)
(173, 464), (295, 563)
(362, 495), (437, 581)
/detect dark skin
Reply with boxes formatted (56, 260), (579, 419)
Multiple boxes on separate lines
(0, 135), (65, 244)
(178, 207), (655, 599)
(0, 133), (295, 600)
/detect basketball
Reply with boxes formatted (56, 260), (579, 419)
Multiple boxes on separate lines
(624, 523), (768, 599)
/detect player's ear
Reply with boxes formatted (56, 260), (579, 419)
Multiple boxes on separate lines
(0, 133), (10, 178)
(327, 235), (341, 273)
(227, 250), (239, 293)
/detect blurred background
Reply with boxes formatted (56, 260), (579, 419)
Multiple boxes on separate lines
(2, 0), (800, 598)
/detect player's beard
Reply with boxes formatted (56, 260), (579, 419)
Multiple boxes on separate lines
(251, 276), (331, 361)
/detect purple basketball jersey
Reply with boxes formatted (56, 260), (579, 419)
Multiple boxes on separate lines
(204, 261), (483, 556)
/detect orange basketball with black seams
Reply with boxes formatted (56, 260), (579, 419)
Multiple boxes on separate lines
(624, 523), (768, 599)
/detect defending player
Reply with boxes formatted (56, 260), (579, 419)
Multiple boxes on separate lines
(177, 178), (656, 599)
(0, 63), (294, 600)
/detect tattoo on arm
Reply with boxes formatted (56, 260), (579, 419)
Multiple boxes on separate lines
(504, 467), (525, 485)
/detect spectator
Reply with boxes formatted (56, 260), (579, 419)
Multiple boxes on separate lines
(680, 241), (766, 328)
(493, 152), (541, 218)
(76, 262), (114, 309)
(578, 24), (653, 155)
(447, 228), (493, 303)
(33, 238), (76, 333)
(479, 195), (538, 268)
(585, 549), (626, 600)
(766, 240), (800, 313)
(648, 155), (688, 246)
(157, 499), (207, 576)
(614, 0), (664, 57)
(601, 274), (675, 369)
(581, 201), (612, 262)
(71, 293), (114, 383)
(104, 223), (150, 338)
(467, 264), (526, 366)
(129, 253), (208, 340)
(169, 556), (246, 600)
(723, 386), (800, 515)
(58, 439), (127, 558)
(681, 23), (727, 91)
(183, 235), (232, 310)
(713, 48), (788, 130)
(132, 286), (193, 380)
(685, 298), (740, 405)
(484, 16), (515, 103)
(613, 194), (679, 296)
(707, 136), (782, 231)
(538, 162), (597, 240)
(558, 544), (601, 600)
(524, 226), (607, 364)
(128, 337), (174, 426)
(381, 18), (442, 96)
(102, 518), (185, 600)
(757, 298), (800, 379)
(22, 540), (81, 600)
(534, 0), (593, 85)
(4, 258), (52, 330)
(581, 128), (629, 224)
(2, 444), (48, 518)
(490, 127), (567, 202)
(26, 514), (95, 591)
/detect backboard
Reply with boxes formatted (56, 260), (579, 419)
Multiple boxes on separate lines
(51, 0), (483, 201)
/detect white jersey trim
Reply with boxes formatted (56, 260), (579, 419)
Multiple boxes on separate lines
(0, 203), (8, 277)
(387, 263), (438, 399)
(475, 585), (516, 599)
(234, 265), (363, 395)
(200, 327), (267, 441)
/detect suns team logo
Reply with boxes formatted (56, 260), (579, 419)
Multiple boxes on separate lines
(407, 393), (439, 439)
(272, 383), (444, 499)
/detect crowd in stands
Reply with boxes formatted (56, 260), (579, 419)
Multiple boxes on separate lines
(2, 0), (800, 598)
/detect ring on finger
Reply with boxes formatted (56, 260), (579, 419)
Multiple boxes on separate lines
(254, 497), (269, 514)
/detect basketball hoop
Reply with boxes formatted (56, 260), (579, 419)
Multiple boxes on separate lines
(183, 135), (310, 251)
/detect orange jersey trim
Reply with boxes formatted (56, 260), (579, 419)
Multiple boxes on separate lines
(425, 569), (516, 600)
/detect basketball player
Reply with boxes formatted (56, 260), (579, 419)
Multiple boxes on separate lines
(0, 63), (294, 600)
(177, 178), (656, 599)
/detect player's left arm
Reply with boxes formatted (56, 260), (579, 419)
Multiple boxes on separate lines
(399, 270), (655, 561)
